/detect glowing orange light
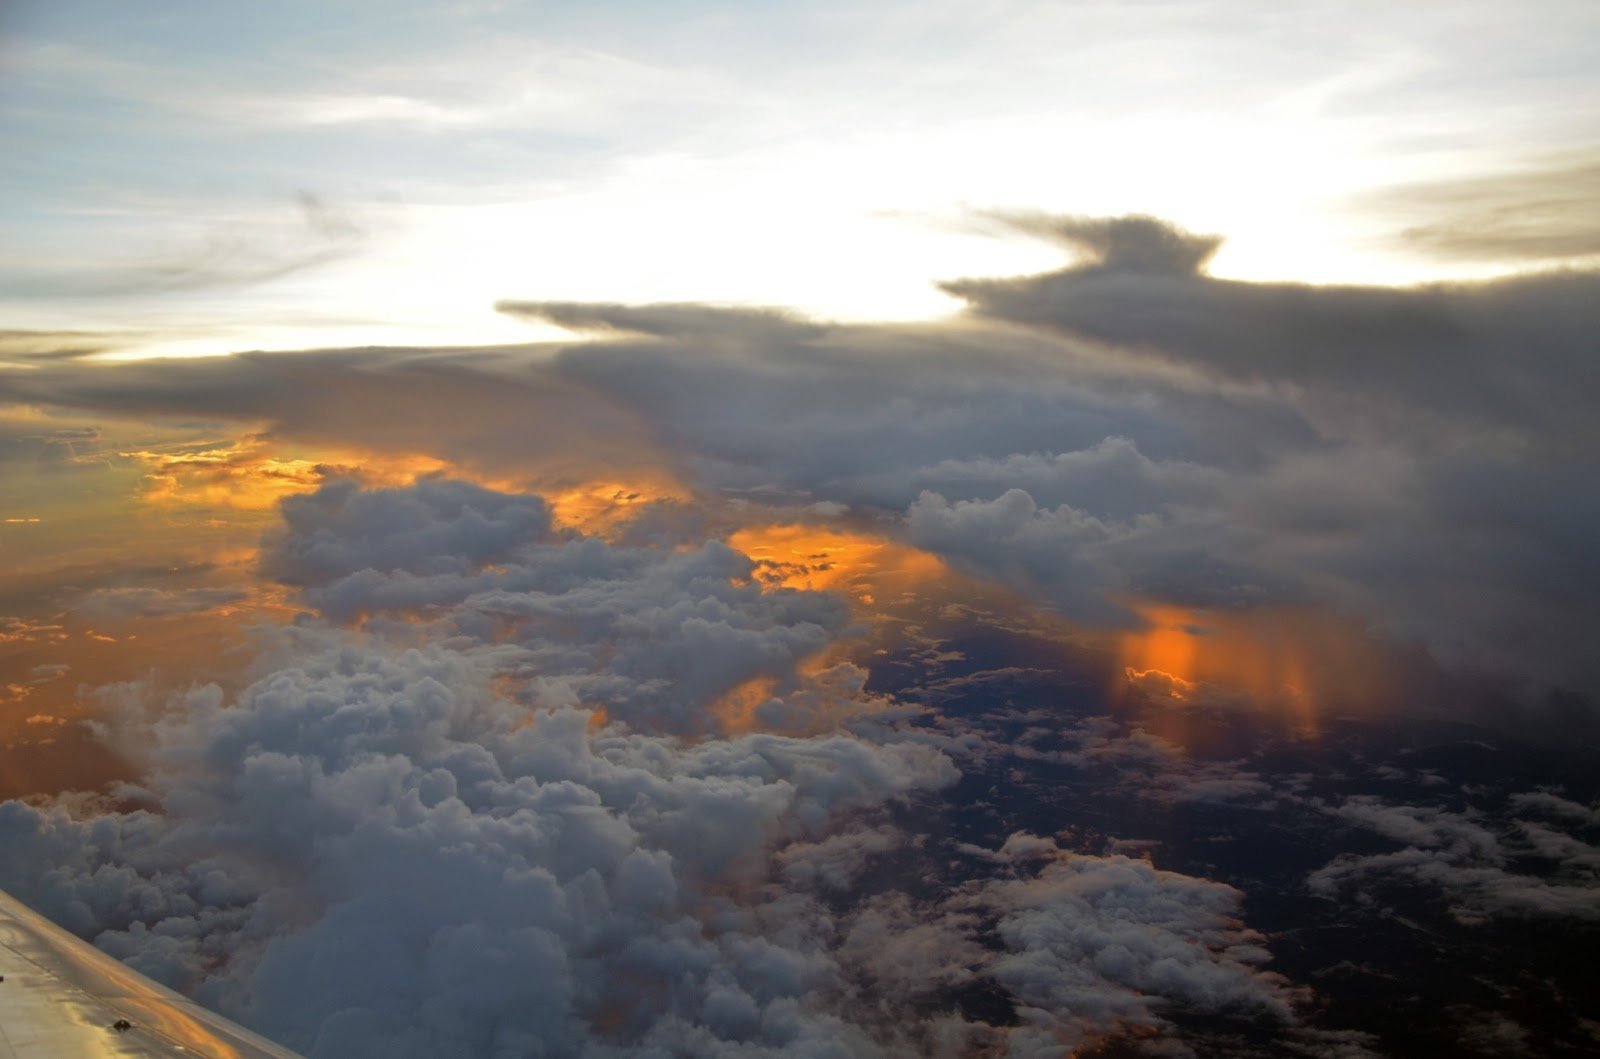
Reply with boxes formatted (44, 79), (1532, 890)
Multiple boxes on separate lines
(121, 438), (460, 512)
(725, 523), (946, 603)
(1118, 604), (1201, 687)
(1112, 599), (1391, 733)
(543, 475), (692, 538)
(710, 673), (781, 734)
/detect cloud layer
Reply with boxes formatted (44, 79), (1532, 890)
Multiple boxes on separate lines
(3, 213), (1598, 1055)
(1, 476), (1320, 1056)
(5, 216), (1597, 706)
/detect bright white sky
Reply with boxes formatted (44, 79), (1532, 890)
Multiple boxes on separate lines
(2, 0), (1597, 358)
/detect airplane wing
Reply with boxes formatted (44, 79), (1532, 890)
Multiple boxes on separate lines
(0, 887), (303, 1058)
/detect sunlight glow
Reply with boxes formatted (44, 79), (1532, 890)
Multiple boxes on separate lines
(726, 522), (948, 605)
(1113, 600), (1394, 732)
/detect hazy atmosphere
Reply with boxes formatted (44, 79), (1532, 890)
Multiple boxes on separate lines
(3, 2), (1598, 1056)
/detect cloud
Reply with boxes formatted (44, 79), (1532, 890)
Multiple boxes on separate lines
(973, 211), (1224, 275)
(1, 192), (372, 300)
(2, 212), (1597, 710)
(941, 228), (1600, 458)
(497, 301), (826, 342)
(1307, 792), (1600, 925)
(75, 586), (249, 619)
(965, 835), (1299, 1053)
(260, 479), (853, 735)
(264, 477), (554, 584)
(0, 616), (67, 644)
(0, 346), (666, 488)
(1357, 152), (1600, 264)
(0, 478), (1328, 1056)
(0, 330), (128, 363)
(0, 480), (957, 1056)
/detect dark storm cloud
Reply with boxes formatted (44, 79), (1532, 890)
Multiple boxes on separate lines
(975, 210), (1224, 275)
(0, 345), (664, 482)
(2, 212), (1597, 701)
(1360, 152), (1600, 264)
(943, 238), (1599, 456)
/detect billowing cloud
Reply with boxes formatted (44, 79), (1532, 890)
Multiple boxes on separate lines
(0, 477), (1335, 1056)
(972, 836), (1298, 1053)
(4, 218), (1597, 709)
(3, 211), (1597, 1053)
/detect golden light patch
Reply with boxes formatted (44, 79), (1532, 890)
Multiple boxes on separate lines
(0, 618), (67, 645)
(1118, 603), (1202, 690)
(120, 437), (458, 511)
(709, 639), (894, 736)
(544, 474), (693, 538)
(726, 522), (947, 605)
(1113, 599), (1392, 732)
(709, 673), (781, 734)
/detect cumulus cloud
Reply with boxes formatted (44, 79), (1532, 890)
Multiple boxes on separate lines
(1, 478), (952, 1056)
(3, 478), (1330, 1056)
(260, 479), (852, 735)
(970, 836), (1298, 1053)
(1308, 792), (1600, 925)
(265, 477), (555, 584)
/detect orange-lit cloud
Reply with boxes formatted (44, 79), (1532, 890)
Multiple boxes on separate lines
(544, 475), (693, 539)
(0, 617), (67, 645)
(1113, 599), (1396, 732)
(709, 673), (781, 734)
(726, 522), (947, 606)
(120, 436), (459, 511)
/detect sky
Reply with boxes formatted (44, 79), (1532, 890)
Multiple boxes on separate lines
(3, 0), (1598, 356)
(2, 3), (1600, 1057)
